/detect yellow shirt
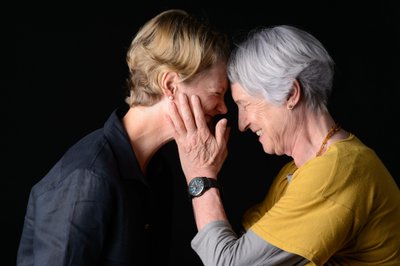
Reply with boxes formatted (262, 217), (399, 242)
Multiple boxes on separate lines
(243, 134), (400, 265)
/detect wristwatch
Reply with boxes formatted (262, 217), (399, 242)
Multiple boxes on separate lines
(187, 177), (220, 198)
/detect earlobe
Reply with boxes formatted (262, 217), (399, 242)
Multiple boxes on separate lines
(167, 85), (177, 100)
(161, 71), (179, 99)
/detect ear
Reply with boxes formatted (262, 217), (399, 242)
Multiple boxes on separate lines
(161, 71), (180, 98)
(286, 79), (301, 109)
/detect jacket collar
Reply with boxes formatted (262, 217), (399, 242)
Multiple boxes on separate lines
(103, 103), (150, 187)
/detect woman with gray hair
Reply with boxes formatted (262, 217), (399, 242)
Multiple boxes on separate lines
(168, 25), (400, 265)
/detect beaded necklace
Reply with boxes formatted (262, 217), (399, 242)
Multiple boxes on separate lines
(316, 123), (341, 157)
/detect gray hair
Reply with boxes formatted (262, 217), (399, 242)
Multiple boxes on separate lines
(227, 25), (334, 111)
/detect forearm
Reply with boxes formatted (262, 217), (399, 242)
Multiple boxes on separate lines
(192, 220), (309, 266)
(191, 187), (227, 230)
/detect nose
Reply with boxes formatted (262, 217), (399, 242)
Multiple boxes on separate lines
(238, 112), (249, 132)
(217, 100), (228, 115)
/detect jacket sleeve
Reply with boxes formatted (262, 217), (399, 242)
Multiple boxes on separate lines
(17, 170), (113, 266)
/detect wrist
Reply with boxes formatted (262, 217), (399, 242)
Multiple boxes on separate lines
(186, 171), (218, 184)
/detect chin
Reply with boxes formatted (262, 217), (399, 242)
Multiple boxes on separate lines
(262, 144), (275, 155)
(263, 148), (273, 155)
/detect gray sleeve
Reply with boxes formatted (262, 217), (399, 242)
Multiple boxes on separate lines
(191, 220), (309, 266)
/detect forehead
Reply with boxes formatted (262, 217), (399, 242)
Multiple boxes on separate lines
(230, 82), (269, 107)
(188, 61), (229, 91)
(230, 82), (248, 100)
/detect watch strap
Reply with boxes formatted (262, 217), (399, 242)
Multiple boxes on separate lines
(205, 177), (220, 190)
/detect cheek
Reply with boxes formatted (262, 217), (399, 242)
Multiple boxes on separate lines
(200, 96), (219, 111)
(204, 104), (217, 115)
(249, 109), (266, 122)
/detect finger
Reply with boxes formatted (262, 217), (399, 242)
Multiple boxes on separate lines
(190, 95), (208, 130)
(167, 99), (187, 136)
(215, 118), (229, 146)
(178, 93), (197, 132)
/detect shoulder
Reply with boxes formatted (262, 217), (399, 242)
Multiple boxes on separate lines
(31, 129), (116, 196)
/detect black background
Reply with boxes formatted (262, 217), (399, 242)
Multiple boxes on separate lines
(10, 1), (399, 265)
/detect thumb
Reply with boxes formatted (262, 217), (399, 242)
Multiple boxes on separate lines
(215, 118), (229, 145)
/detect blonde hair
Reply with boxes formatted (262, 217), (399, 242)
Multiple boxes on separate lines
(125, 9), (230, 106)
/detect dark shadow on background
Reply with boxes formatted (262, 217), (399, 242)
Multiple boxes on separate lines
(9, 2), (399, 265)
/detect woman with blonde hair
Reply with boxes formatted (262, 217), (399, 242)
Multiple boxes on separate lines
(17, 9), (230, 265)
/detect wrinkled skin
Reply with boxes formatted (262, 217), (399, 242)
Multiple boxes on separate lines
(167, 93), (230, 182)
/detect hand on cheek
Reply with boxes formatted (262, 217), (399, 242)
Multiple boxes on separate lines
(167, 93), (228, 179)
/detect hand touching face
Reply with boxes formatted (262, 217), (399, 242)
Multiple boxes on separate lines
(167, 93), (230, 183)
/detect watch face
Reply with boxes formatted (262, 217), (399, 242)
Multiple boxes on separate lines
(188, 177), (205, 197)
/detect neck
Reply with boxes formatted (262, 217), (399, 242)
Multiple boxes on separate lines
(290, 110), (343, 167)
(315, 123), (341, 157)
(122, 100), (174, 173)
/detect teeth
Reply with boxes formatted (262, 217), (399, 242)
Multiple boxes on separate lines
(256, 130), (262, 136)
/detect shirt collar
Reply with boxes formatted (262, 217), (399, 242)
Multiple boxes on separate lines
(103, 103), (150, 187)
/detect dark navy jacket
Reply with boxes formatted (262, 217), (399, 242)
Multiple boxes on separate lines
(17, 104), (174, 265)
